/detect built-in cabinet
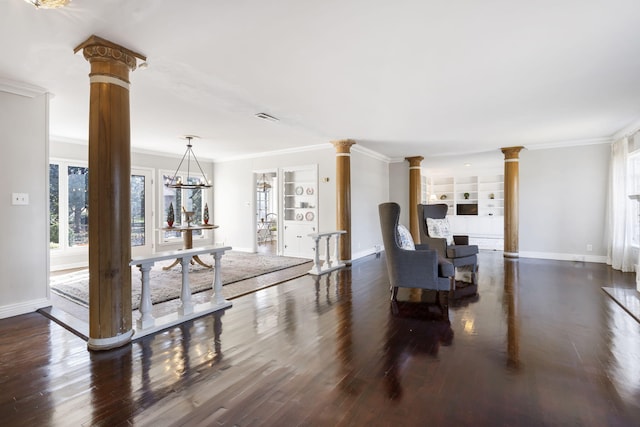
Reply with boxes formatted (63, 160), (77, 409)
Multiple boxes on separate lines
(424, 174), (504, 217)
(424, 173), (505, 250)
(282, 165), (318, 258)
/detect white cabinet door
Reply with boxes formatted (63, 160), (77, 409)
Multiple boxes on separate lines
(283, 223), (316, 258)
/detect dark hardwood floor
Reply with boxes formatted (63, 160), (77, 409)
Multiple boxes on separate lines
(1, 251), (639, 426)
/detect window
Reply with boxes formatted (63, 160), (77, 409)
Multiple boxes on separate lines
(161, 173), (208, 241)
(49, 164), (59, 249)
(67, 166), (89, 247)
(131, 174), (146, 247)
(628, 151), (640, 247)
(49, 160), (151, 254)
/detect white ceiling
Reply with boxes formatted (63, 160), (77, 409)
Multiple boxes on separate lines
(2, 0), (640, 162)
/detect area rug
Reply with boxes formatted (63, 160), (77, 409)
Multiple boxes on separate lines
(50, 251), (311, 310)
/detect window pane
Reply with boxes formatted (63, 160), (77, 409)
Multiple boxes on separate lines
(186, 177), (202, 236)
(49, 164), (59, 249)
(163, 174), (182, 239)
(68, 166), (89, 247)
(131, 175), (145, 247)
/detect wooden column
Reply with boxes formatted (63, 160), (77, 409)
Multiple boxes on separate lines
(501, 146), (524, 259)
(332, 139), (356, 266)
(405, 156), (424, 242)
(74, 35), (146, 351)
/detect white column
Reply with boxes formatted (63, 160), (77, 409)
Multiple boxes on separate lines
(212, 252), (225, 304)
(178, 256), (194, 316)
(136, 263), (155, 329)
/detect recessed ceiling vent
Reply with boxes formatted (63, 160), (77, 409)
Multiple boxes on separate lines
(255, 113), (279, 122)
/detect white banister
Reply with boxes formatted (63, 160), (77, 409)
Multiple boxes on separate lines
(308, 230), (347, 275)
(130, 245), (233, 339)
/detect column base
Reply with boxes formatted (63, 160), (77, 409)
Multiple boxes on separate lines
(504, 251), (519, 259)
(87, 329), (134, 351)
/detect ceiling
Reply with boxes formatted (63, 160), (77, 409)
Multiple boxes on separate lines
(2, 0), (640, 162)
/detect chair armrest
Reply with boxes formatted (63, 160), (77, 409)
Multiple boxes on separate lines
(393, 248), (439, 284)
(453, 235), (469, 245)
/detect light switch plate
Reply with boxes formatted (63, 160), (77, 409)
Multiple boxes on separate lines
(12, 193), (29, 205)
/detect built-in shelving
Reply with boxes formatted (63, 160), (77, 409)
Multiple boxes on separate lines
(282, 165), (318, 258)
(424, 173), (505, 250)
(425, 174), (504, 217)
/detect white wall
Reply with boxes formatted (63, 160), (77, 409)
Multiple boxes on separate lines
(213, 145), (389, 259)
(213, 147), (336, 252)
(388, 161), (410, 227)
(520, 143), (610, 262)
(0, 87), (50, 318)
(351, 150), (389, 258)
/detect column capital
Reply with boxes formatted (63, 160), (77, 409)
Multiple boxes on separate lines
(501, 146), (525, 160)
(405, 156), (424, 167)
(332, 139), (356, 154)
(74, 35), (146, 72)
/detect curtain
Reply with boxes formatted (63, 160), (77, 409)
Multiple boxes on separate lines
(606, 137), (635, 272)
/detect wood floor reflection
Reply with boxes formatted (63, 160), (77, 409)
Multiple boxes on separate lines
(1, 251), (640, 426)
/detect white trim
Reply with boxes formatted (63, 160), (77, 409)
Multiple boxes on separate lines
(336, 153), (351, 157)
(409, 166), (421, 170)
(0, 78), (48, 98)
(504, 251), (519, 257)
(0, 298), (51, 319)
(526, 137), (611, 151)
(87, 330), (135, 351)
(504, 159), (519, 163)
(519, 251), (608, 263)
(352, 246), (380, 260)
(612, 117), (640, 141)
(90, 75), (130, 90)
(215, 143), (330, 163)
(351, 144), (392, 162)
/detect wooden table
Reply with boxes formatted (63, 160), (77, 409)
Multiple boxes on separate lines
(162, 224), (219, 269)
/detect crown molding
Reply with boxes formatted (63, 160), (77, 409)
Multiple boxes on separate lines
(214, 143), (331, 163)
(525, 137), (611, 150)
(351, 144), (392, 162)
(0, 78), (48, 98)
(612, 116), (640, 140)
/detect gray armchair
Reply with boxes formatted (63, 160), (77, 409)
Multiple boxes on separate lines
(417, 203), (478, 298)
(378, 202), (453, 303)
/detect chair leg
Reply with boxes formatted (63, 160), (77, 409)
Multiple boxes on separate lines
(390, 286), (398, 301)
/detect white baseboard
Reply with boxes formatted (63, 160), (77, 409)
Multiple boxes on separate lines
(519, 251), (607, 263)
(0, 298), (51, 319)
(352, 246), (382, 261)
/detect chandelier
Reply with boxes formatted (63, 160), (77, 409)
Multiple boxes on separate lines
(24, 0), (71, 8)
(165, 136), (212, 189)
(257, 173), (272, 192)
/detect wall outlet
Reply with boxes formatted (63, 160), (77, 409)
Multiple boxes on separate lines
(586, 244), (593, 252)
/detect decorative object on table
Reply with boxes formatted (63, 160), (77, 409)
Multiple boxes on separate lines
(305, 211), (314, 221)
(167, 202), (175, 227)
(464, 192), (470, 200)
(306, 187), (314, 195)
(182, 206), (195, 227)
(203, 203), (209, 224)
(165, 135), (212, 189)
(489, 193), (495, 199)
(440, 194), (447, 200)
(295, 186), (304, 195)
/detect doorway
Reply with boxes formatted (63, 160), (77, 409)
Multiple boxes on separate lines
(255, 171), (278, 254)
